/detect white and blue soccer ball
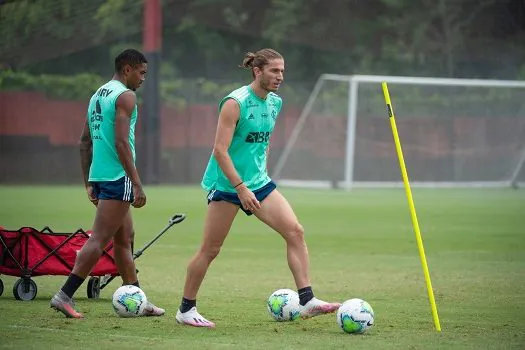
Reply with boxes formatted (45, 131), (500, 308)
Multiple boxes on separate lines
(267, 288), (301, 322)
(336, 298), (375, 334)
(112, 285), (148, 318)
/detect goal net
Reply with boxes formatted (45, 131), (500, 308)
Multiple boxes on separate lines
(272, 75), (525, 189)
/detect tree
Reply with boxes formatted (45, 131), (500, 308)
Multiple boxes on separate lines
(0, 0), (107, 67)
(0, 0), (523, 89)
(378, 0), (500, 77)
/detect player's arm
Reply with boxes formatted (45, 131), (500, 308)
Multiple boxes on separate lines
(79, 120), (92, 187)
(115, 91), (141, 185)
(213, 99), (243, 187)
(79, 120), (98, 205)
(213, 99), (261, 210)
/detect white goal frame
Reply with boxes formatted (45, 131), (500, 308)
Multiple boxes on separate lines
(272, 74), (525, 189)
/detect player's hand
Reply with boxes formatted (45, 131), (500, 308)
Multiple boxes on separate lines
(236, 184), (260, 212)
(86, 184), (98, 206)
(132, 184), (147, 208)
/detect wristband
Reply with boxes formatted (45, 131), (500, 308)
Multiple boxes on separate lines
(234, 181), (244, 188)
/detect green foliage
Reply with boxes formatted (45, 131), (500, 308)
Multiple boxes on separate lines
(93, 0), (143, 43)
(0, 0), (523, 110)
(262, 0), (311, 44)
(303, 80), (525, 119)
(518, 64), (525, 80)
(0, 0), (106, 67)
(378, 0), (501, 77)
(2, 0), (522, 80)
(0, 69), (242, 107)
(1, 69), (521, 118)
(0, 70), (104, 100)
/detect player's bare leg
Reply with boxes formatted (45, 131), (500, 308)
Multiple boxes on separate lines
(114, 211), (137, 283)
(176, 201), (239, 328)
(254, 190), (340, 318)
(51, 199), (129, 318)
(114, 211), (164, 316)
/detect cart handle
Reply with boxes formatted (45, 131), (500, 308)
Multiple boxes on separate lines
(133, 213), (186, 259)
(169, 214), (186, 225)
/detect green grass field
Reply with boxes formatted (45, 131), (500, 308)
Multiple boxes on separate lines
(0, 185), (523, 349)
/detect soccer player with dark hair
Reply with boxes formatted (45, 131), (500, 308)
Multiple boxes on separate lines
(50, 49), (164, 318)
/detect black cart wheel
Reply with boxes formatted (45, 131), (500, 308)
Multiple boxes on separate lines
(0, 278), (4, 296)
(87, 276), (100, 299)
(13, 278), (37, 301)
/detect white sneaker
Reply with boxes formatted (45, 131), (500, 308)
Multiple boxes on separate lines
(300, 297), (341, 319)
(176, 307), (215, 328)
(142, 301), (165, 316)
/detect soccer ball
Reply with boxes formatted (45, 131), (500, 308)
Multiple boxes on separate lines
(267, 288), (301, 322)
(112, 285), (148, 317)
(336, 298), (375, 334)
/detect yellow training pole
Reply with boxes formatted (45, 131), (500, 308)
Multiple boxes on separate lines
(381, 82), (442, 332)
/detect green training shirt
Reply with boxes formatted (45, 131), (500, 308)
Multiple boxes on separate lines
(201, 85), (283, 192)
(87, 80), (137, 182)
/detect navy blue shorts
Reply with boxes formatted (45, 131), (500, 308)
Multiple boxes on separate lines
(91, 176), (134, 203)
(207, 181), (276, 216)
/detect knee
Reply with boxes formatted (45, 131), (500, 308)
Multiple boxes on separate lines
(199, 244), (221, 262)
(84, 235), (107, 253)
(114, 232), (133, 249)
(285, 222), (305, 242)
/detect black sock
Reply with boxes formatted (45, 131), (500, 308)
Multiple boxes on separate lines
(61, 273), (85, 299)
(298, 286), (314, 306)
(124, 281), (140, 288)
(179, 297), (196, 313)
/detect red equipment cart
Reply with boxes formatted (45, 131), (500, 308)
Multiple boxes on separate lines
(0, 214), (185, 300)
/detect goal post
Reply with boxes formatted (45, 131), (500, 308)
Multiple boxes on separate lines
(272, 74), (525, 189)
(510, 145), (525, 189)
